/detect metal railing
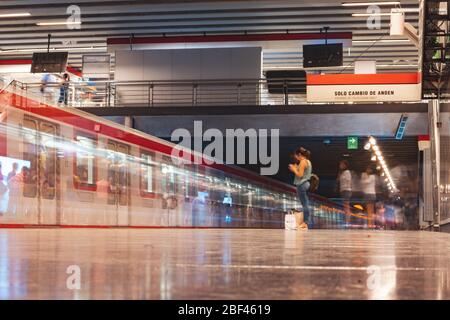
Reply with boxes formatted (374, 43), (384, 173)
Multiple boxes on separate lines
(12, 78), (307, 108)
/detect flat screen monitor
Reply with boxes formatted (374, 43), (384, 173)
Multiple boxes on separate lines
(266, 70), (306, 94)
(31, 52), (68, 73)
(303, 43), (343, 68)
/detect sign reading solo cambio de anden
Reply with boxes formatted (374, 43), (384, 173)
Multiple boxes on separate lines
(306, 73), (421, 103)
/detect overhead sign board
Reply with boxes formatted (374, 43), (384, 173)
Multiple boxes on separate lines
(306, 73), (421, 103)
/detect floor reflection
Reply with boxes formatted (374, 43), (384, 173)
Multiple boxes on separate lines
(0, 229), (450, 299)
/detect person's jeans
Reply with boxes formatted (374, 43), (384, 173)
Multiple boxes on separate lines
(58, 87), (68, 105)
(296, 181), (311, 225)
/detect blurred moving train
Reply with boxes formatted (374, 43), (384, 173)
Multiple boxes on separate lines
(0, 81), (368, 228)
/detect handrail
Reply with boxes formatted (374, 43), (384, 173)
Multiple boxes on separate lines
(15, 78), (309, 108)
(0, 80), (15, 94)
(19, 78), (306, 86)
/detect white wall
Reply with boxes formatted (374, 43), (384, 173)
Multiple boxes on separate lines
(115, 47), (261, 81)
(114, 47), (262, 106)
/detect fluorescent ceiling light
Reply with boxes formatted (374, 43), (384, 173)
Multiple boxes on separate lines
(37, 21), (81, 26)
(353, 39), (411, 43)
(0, 12), (31, 18)
(0, 47), (105, 54)
(352, 12), (392, 16)
(342, 1), (400, 6)
(377, 64), (418, 67)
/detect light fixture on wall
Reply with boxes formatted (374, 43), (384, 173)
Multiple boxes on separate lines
(366, 136), (397, 193)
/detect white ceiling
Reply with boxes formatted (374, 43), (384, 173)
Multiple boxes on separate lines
(0, 0), (420, 73)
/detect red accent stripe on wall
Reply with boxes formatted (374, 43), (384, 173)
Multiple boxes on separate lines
(0, 59), (32, 65)
(107, 32), (353, 45)
(0, 60), (82, 77)
(307, 72), (420, 85)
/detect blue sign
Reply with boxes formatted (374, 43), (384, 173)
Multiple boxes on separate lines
(395, 115), (408, 140)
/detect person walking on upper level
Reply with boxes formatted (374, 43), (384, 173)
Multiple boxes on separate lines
(289, 147), (312, 229)
(58, 73), (70, 106)
(40, 73), (57, 102)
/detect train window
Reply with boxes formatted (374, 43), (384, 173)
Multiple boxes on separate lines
(117, 144), (130, 206)
(23, 118), (38, 198)
(74, 132), (97, 190)
(182, 164), (197, 199)
(140, 151), (155, 197)
(184, 168), (190, 198)
(40, 123), (57, 200)
(106, 141), (130, 206)
(161, 156), (176, 195)
(106, 141), (116, 205)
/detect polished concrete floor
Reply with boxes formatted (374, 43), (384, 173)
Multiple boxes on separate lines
(0, 228), (450, 299)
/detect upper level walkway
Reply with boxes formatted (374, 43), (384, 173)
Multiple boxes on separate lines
(8, 78), (440, 115)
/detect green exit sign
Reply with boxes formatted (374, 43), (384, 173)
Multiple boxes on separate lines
(347, 136), (358, 150)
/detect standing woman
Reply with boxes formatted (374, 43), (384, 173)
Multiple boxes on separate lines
(337, 160), (352, 224)
(361, 165), (377, 228)
(289, 147), (312, 229)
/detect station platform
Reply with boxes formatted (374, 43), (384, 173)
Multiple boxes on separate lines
(1, 228), (449, 300)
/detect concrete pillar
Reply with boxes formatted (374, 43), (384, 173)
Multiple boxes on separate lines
(428, 99), (441, 229)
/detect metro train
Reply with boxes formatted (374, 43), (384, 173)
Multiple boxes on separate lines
(0, 83), (365, 228)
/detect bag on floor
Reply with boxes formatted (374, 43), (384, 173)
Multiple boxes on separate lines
(285, 212), (297, 230)
(309, 174), (320, 192)
(294, 210), (304, 226)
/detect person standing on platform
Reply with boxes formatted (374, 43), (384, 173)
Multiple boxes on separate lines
(289, 147), (312, 230)
(58, 73), (70, 106)
(337, 160), (352, 225)
(7, 162), (18, 182)
(361, 165), (377, 228)
(7, 166), (26, 216)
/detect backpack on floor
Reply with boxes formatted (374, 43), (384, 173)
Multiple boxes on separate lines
(309, 174), (320, 192)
